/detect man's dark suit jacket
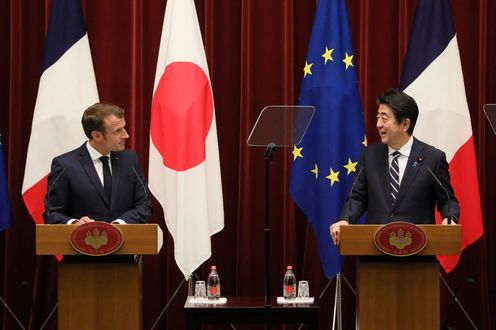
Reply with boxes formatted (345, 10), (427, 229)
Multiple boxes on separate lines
(339, 137), (460, 224)
(43, 143), (152, 224)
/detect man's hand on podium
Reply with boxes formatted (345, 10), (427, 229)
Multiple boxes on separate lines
(330, 220), (349, 246)
(74, 216), (95, 226)
(442, 218), (457, 225)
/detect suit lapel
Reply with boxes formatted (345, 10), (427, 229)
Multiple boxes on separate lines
(79, 145), (110, 206)
(393, 138), (425, 209)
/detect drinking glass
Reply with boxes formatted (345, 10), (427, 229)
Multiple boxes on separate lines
(194, 280), (207, 299)
(298, 280), (309, 298)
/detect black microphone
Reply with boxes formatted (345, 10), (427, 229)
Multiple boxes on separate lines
(44, 167), (66, 220)
(426, 167), (455, 224)
(348, 166), (364, 223)
(131, 167), (152, 225)
(132, 166), (148, 200)
(442, 277), (477, 330)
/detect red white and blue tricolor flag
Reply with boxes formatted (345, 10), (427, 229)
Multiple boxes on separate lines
(22, 0), (99, 223)
(0, 134), (12, 231)
(290, 0), (366, 279)
(400, 0), (483, 272)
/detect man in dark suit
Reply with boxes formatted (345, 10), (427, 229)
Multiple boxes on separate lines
(330, 89), (459, 245)
(44, 102), (152, 225)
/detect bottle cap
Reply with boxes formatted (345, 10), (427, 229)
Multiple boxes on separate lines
(211, 265), (217, 270)
(286, 265), (293, 270)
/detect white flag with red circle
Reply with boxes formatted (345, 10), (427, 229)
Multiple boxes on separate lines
(149, 0), (224, 278)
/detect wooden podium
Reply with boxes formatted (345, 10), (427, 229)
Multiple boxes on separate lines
(36, 224), (163, 330)
(340, 224), (461, 330)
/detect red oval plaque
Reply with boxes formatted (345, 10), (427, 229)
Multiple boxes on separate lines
(70, 222), (123, 256)
(374, 222), (427, 257)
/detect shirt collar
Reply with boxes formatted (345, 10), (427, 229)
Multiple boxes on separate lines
(388, 135), (413, 157)
(86, 141), (110, 161)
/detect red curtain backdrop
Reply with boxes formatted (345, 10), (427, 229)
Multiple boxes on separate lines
(1, 0), (494, 329)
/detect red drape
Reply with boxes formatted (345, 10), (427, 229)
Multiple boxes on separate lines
(1, 0), (494, 329)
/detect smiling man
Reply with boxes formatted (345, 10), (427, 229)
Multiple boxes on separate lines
(330, 89), (459, 245)
(43, 102), (152, 225)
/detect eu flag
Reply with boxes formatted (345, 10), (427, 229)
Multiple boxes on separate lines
(290, 0), (365, 279)
(0, 133), (12, 231)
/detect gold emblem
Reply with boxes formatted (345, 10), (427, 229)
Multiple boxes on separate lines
(388, 229), (412, 249)
(84, 228), (108, 249)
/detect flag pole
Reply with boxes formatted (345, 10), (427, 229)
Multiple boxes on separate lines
(0, 296), (26, 330)
(150, 276), (188, 330)
(440, 274), (478, 329)
(332, 272), (342, 330)
(314, 271), (356, 330)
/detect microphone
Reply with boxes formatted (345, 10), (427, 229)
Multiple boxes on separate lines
(131, 166), (152, 225)
(442, 277), (477, 330)
(348, 166), (364, 223)
(45, 167), (66, 220)
(132, 166), (148, 200)
(426, 167), (455, 224)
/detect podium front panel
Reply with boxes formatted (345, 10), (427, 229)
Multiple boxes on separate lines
(58, 263), (141, 330)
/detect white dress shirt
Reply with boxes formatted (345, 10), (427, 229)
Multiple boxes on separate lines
(388, 135), (414, 186)
(86, 141), (112, 184)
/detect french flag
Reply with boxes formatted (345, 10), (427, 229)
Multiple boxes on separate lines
(400, 0), (483, 272)
(149, 0), (224, 278)
(22, 0), (99, 224)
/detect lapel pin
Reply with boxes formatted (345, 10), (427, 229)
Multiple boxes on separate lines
(412, 156), (424, 168)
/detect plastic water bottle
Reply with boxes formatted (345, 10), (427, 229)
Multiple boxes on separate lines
(207, 265), (221, 299)
(283, 265), (296, 299)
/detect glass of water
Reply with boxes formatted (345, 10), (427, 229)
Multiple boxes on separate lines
(194, 280), (207, 299)
(298, 280), (309, 298)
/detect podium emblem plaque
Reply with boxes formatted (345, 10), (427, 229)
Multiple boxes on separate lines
(70, 222), (123, 255)
(374, 222), (427, 256)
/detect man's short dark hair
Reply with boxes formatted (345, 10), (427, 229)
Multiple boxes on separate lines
(377, 88), (418, 135)
(82, 102), (125, 139)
